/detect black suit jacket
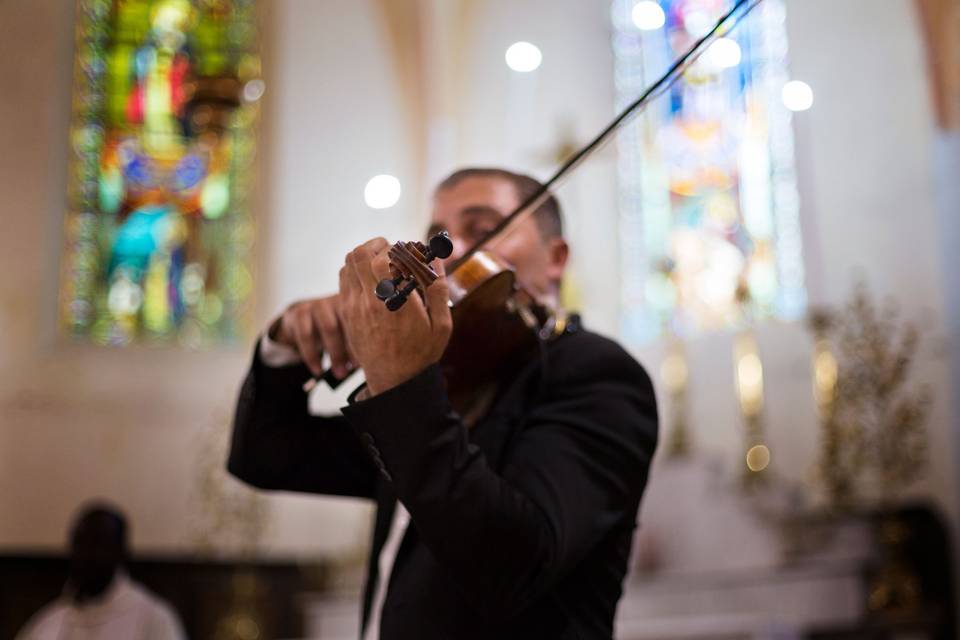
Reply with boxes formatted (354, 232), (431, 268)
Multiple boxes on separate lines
(227, 329), (658, 639)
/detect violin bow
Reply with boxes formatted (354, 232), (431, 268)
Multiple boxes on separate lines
(450, 0), (765, 271)
(306, 0), (765, 392)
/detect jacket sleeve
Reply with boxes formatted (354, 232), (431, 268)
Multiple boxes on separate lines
(340, 337), (658, 620)
(227, 339), (378, 499)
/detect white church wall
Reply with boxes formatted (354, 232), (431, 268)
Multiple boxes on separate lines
(934, 128), (960, 517)
(251, 0), (426, 556)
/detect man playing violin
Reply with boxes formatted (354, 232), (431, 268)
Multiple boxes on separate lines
(227, 168), (658, 639)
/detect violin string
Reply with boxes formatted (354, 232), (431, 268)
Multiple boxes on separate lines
(450, 0), (764, 270)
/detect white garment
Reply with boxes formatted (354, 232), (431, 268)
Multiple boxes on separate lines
(15, 573), (185, 640)
(259, 329), (302, 367)
(363, 503), (411, 640)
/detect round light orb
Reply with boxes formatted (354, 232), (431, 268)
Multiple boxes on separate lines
(709, 37), (742, 69)
(815, 350), (838, 390)
(683, 9), (713, 38)
(632, 1), (666, 30)
(738, 352), (764, 391)
(180, 264), (206, 306)
(782, 80), (814, 111)
(746, 444), (771, 472)
(243, 79), (266, 102)
(505, 41), (542, 73)
(200, 173), (230, 219)
(200, 294), (224, 324)
(107, 275), (143, 316)
(364, 174), (402, 209)
(660, 352), (688, 392)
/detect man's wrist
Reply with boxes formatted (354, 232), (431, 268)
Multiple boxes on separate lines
(259, 318), (303, 367)
(363, 361), (438, 397)
(267, 315), (286, 342)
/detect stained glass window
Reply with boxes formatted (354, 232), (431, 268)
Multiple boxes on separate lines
(60, 0), (261, 347)
(612, 0), (805, 343)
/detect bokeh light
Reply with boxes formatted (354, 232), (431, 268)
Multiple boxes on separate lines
(746, 444), (771, 472)
(782, 80), (814, 111)
(632, 1), (666, 30)
(364, 175), (402, 209)
(505, 42), (542, 72)
(706, 37), (742, 70)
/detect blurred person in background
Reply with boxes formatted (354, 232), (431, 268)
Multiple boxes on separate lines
(15, 502), (185, 640)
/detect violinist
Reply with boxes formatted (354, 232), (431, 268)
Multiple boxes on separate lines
(227, 167), (658, 639)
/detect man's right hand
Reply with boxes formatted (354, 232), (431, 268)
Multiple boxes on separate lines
(269, 295), (354, 379)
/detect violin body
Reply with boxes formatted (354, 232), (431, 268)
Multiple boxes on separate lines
(372, 237), (551, 399)
(440, 250), (546, 397)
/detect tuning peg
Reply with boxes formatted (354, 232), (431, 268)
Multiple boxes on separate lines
(375, 275), (405, 301)
(378, 234), (451, 310)
(426, 231), (453, 260)
(385, 280), (418, 311)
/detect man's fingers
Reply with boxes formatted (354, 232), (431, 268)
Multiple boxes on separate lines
(336, 268), (362, 367)
(349, 246), (379, 293)
(293, 305), (324, 376)
(335, 302), (359, 365)
(371, 247), (392, 282)
(362, 237), (389, 254)
(346, 237), (388, 294)
(339, 262), (360, 300)
(425, 260), (453, 345)
(312, 302), (350, 378)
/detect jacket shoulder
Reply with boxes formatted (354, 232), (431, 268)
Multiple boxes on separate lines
(546, 329), (653, 390)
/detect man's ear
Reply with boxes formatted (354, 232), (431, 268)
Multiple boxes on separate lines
(545, 236), (569, 287)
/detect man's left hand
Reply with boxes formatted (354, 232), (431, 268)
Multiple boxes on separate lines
(339, 238), (453, 396)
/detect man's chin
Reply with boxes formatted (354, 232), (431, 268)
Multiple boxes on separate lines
(72, 574), (114, 603)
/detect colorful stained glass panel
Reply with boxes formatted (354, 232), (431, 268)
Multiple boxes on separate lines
(613, 0), (805, 342)
(60, 0), (260, 347)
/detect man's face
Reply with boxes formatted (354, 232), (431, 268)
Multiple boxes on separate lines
(427, 176), (568, 300)
(68, 515), (123, 602)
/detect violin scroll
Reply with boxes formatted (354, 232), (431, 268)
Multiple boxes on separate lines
(375, 232), (453, 311)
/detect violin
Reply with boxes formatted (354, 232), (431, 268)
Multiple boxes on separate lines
(373, 233), (567, 397)
(305, 0), (760, 398)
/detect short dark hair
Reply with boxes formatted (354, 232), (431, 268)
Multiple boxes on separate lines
(436, 168), (563, 240)
(71, 502), (128, 551)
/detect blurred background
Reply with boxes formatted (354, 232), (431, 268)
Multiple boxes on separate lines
(1, 0), (958, 638)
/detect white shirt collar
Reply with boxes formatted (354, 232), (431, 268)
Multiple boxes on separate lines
(63, 571), (140, 621)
